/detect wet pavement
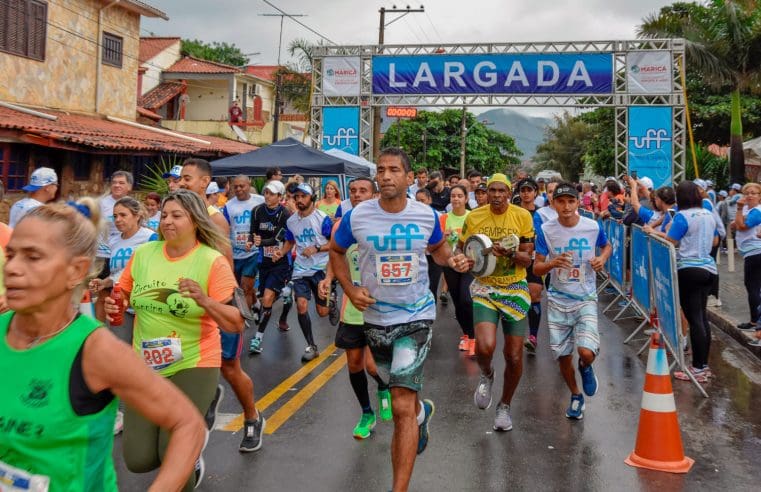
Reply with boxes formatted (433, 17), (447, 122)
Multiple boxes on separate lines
(113, 292), (761, 491)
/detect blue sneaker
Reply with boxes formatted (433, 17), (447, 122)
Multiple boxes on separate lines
(579, 362), (598, 397)
(417, 399), (435, 455)
(565, 394), (585, 420)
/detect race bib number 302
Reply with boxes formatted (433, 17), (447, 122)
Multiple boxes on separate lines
(376, 254), (418, 285)
(141, 337), (183, 371)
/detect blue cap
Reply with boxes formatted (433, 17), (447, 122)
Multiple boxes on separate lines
(23, 167), (58, 192)
(162, 165), (182, 179)
(294, 183), (314, 196)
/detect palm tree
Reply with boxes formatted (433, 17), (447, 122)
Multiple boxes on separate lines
(275, 38), (315, 117)
(638, 0), (761, 183)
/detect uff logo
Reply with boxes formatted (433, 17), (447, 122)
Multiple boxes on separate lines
(630, 129), (671, 150)
(234, 210), (252, 225)
(368, 224), (425, 251)
(554, 238), (592, 258)
(296, 227), (317, 244)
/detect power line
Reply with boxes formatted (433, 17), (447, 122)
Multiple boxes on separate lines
(260, 0), (337, 45)
(424, 11), (443, 43)
(260, 11), (307, 65)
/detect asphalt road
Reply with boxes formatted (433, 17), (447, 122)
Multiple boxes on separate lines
(113, 293), (761, 491)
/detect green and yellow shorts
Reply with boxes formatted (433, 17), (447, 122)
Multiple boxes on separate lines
(471, 279), (530, 337)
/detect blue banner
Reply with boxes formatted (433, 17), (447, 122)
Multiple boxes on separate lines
(628, 106), (673, 190)
(607, 220), (626, 289)
(322, 107), (360, 155)
(630, 226), (650, 312)
(372, 53), (614, 95)
(649, 237), (679, 351)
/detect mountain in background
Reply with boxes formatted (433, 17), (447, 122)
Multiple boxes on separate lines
(478, 108), (554, 159)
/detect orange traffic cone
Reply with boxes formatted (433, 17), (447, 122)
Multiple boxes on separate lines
(625, 333), (694, 473)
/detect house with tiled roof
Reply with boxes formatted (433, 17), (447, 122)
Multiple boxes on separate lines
(138, 36), (181, 96)
(0, 0), (256, 206)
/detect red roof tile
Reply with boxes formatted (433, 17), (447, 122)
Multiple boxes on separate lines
(139, 81), (185, 110)
(165, 56), (241, 74)
(0, 106), (256, 156)
(139, 37), (180, 63)
(245, 65), (280, 81)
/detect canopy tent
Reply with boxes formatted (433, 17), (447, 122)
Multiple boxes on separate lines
(211, 137), (372, 177)
(744, 135), (761, 158)
(324, 148), (376, 177)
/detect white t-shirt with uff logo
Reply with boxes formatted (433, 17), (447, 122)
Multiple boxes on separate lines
(333, 198), (444, 326)
(108, 227), (158, 283)
(222, 194), (264, 260)
(536, 216), (608, 306)
(285, 208), (333, 279)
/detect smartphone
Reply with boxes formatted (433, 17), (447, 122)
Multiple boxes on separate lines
(630, 170), (637, 180)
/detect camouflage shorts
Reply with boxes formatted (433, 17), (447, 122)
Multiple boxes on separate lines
(364, 320), (433, 393)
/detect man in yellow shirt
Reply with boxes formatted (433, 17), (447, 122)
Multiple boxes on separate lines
(459, 173), (535, 432)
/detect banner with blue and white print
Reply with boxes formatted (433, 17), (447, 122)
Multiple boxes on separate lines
(607, 219), (626, 290)
(372, 53), (614, 95)
(630, 225), (650, 313)
(322, 107), (360, 155)
(628, 106), (673, 190)
(649, 235), (681, 357)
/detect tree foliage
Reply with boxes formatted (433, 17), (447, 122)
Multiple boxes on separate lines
(275, 39), (315, 115)
(534, 112), (594, 181)
(181, 39), (249, 67)
(379, 109), (522, 175)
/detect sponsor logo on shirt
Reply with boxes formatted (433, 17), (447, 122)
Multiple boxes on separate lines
(367, 224), (425, 251)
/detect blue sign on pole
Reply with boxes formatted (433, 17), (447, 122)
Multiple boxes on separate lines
(372, 53), (614, 95)
(649, 237), (680, 352)
(322, 107), (360, 155)
(630, 225), (650, 312)
(628, 106), (673, 190)
(607, 220), (626, 289)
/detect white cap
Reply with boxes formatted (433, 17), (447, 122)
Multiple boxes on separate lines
(731, 183), (742, 191)
(693, 179), (708, 190)
(205, 182), (220, 195)
(705, 179), (714, 187)
(637, 176), (654, 190)
(719, 190), (728, 197)
(264, 180), (285, 195)
(23, 167), (58, 191)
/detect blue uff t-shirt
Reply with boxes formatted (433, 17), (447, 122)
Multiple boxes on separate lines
(667, 207), (717, 274)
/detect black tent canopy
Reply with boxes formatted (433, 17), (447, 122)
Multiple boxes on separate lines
(211, 137), (372, 177)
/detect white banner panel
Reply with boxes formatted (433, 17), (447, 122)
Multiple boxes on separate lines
(323, 57), (361, 97)
(627, 51), (672, 94)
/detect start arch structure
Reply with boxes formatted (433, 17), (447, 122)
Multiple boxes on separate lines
(310, 39), (686, 188)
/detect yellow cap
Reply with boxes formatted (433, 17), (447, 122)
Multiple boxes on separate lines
(487, 173), (512, 189)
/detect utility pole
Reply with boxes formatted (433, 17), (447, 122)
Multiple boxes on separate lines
(374, 5), (425, 159)
(459, 106), (467, 178)
(261, 10), (306, 144)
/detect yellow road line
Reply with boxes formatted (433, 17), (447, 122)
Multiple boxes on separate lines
(221, 343), (338, 432)
(264, 355), (347, 434)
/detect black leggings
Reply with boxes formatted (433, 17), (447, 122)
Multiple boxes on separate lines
(442, 267), (474, 338)
(427, 255), (443, 300)
(744, 254), (761, 324)
(678, 268), (714, 369)
(709, 245), (720, 298)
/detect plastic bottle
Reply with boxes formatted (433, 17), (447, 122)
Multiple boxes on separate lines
(110, 283), (125, 326)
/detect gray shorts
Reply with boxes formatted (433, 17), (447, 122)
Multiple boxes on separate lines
(364, 320), (433, 393)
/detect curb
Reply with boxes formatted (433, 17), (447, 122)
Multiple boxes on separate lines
(706, 307), (761, 361)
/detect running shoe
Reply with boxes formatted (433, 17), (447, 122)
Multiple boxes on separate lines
(113, 410), (124, 435)
(239, 416), (266, 452)
(378, 389), (392, 421)
(328, 289), (339, 327)
(737, 322), (760, 332)
(249, 336), (263, 354)
(707, 296), (722, 308)
(579, 362), (598, 397)
(524, 335), (537, 356)
(493, 403), (513, 432)
(278, 320), (290, 332)
(474, 370), (494, 410)
(353, 412), (377, 439)
(603, 286), (616, 295)
(674, 366), (709, 383)
(565, 394), (585, 420)
(439, 292), (449, 305)
(468, 338), (476, 357)
(458, 335), (470, 351)
(205, 385), (224, 431)
(301, 345), (319, 362)
(748, 338), (761, 347)
(193, 457), (205, 489)
(417, 399), (435, 455)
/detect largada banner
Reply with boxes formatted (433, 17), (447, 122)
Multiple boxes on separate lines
(323, 57), (361, 97)
(628, 106), (673, 190)
(630, 225), (650, 312)
(322, 107), (360, 155)
(627, 51), (672, 94)
(372, 53), (614, 95)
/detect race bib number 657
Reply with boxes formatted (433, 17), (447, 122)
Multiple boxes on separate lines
(376, 254), (418, 286)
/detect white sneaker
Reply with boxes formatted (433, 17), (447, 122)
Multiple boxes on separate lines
(707, 296), (722, 307)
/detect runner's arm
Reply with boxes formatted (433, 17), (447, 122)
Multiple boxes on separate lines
(82, 328), (206, 492)
(210, 212), (234, 265)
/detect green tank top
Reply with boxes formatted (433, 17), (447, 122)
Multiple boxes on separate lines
(445, 210), (469, 248)
(340, 243), (363, 325)
(130, 241), (222, 377)
(0, 312), (118, 491)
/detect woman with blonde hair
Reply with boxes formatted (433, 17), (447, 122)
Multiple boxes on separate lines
(0, 198), (206, 491)
(733, 182), (761, 343)
(106, 189), (243, 489)
(317, 180), (341, 219)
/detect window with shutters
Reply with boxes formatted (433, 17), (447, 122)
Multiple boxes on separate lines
(0, 0), (47, 61)
(102, 32), (122, 68)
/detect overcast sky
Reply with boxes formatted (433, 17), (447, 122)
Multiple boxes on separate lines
(142, 0), (676, 116)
